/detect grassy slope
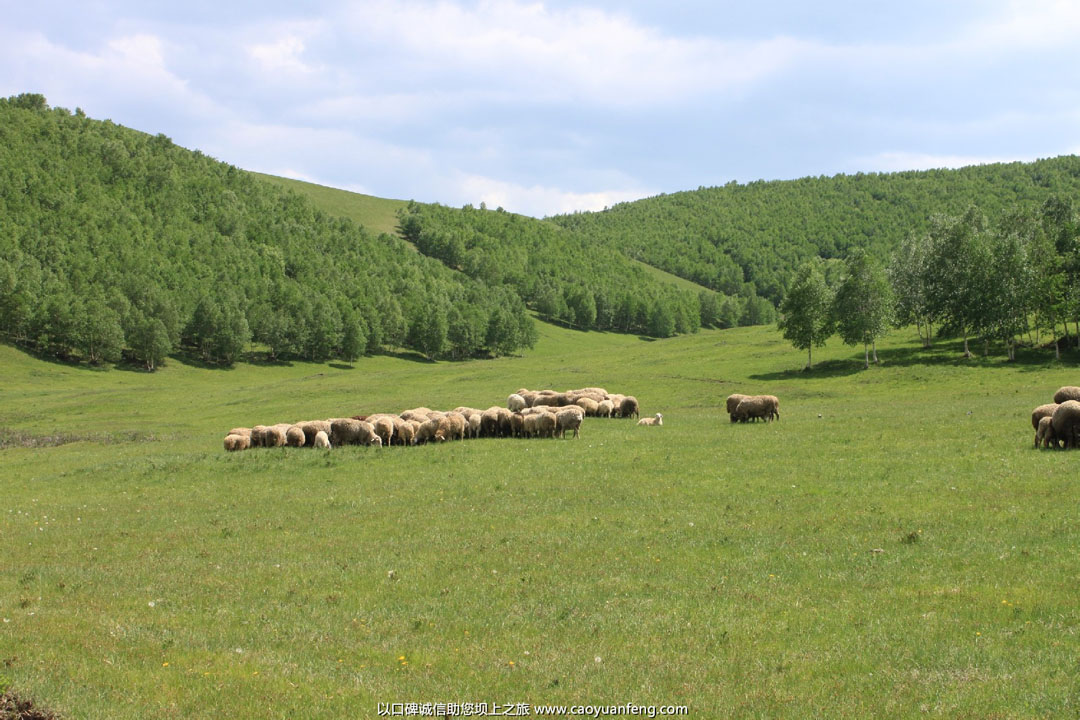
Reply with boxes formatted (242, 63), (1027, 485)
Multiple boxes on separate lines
(2, 326), (1079, 718)
(253, 172), (714, 294)
(251, 172), (408, 237)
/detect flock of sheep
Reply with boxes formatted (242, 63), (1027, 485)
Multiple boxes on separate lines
(222, 387), (658, 451)
(1032, 386), (1080, 449)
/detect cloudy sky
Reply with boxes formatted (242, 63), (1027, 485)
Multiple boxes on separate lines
(4, 1), (1080, 216)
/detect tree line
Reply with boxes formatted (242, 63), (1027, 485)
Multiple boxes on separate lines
(0, 94), (536, 369)
(778, 198), (1080, 367)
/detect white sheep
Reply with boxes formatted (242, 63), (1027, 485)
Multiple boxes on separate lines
(637, 413), (663, 426)
(313, 430), (331, 449)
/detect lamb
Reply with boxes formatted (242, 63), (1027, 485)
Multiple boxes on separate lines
(507, 394), (527, 412)
(313, 430), (331, 449)
(1035, 416), (1058, 449)
(285, 425), (306, 447)
(1053, 386), (1080, 404)
(637, 413), (663, 426)
(330, 418), (382, 447)
(1051, 400), (1080, 449)
(223, 433), (250, 451)
(620, 396), (640, 419)
(596, 399), (614, 418)
(555, 408), (583, 438)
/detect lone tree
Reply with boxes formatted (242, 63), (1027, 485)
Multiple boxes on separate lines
(833, 249), (894, 368)
(778, 259), (834, 369)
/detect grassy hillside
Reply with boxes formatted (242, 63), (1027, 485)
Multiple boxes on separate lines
(251, 172), (408, 237)
(552, 156), (1080, 304)
(3, 322), (1079, 718)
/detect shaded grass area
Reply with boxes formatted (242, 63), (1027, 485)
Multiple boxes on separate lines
(1, 323), (1079, 718)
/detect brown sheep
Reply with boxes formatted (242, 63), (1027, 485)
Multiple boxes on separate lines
(726, 394), (750, 421)
(1051, 400), (1080, 449)
(1031, 403), (1059, 431)
(531, 394), (560, 407)
(1035, 415), (1058, 449)
(1053, 386), (1080, 404)
(733, 397), (775, 423)
(496, 407), (514, 437)
(223, 433), (250, 451)
(330, 418), (381, 447)
(481, 407), (501, 437)
(620, 396), (640, 419)
(285, 425), (306, 448)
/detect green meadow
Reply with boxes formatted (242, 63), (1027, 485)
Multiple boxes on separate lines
(2, 322), (1078, 718)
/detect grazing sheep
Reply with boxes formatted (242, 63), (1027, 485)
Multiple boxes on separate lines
(313, 430), (331, 449)
(296, 420), (332, 447)
(607, 394), (626, 414)
(522, 413), (541, 438)
(330, 418), (381, 447)
(509, 412), (525, 438)
(536, 411), (557, 439)
(597, 399), (614, 418)
(637, 413), (663, 426)
(555, 408), (583, 438)
(223, 433), (250, 451)
(285, 425), (306, 448)
(397, 420), (417, 446)
(620, 396), (640, 419)
(496, 407), (514, 437)
(481, 407), (501, 437)
(531, 394), (560, 407)
(760, 395), (780, 421)
(1031, 403), (1060, 431)
(1053, 386), (1080, 404)
(227, 427), (252, 439)
(400, 408), (433, 423)
(726, 394), (750, 421)
(519, 390), (540, 407)
(507, 394), (527, 412)
(575, 397), (600, 416)
(369, 415), (396, 447)
(249, 425), (270, 447)
(445, 412), (467, 441)
(733, 396), (775, 423)
(415, 418), (442, 444)
(1035, 415), (1058, 449)
(467, 413), (482, 439)
(259, 425), (287, 447)
(1051, 400), (1080, 449)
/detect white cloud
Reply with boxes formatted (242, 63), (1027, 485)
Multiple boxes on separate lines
(454, 172), (654, 216)
(247, 35), (312, 74)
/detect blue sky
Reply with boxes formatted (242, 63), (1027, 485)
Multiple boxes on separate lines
(4, 1), (1079, 216)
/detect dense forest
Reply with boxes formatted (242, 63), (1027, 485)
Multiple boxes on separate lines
(551, 158), (1080, 305)
(0, 94), (536, 367)
(397, 202), (757, 337)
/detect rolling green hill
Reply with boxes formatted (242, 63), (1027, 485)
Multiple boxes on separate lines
(251, 172), (407, 237)
(552, 157), (1080, 304)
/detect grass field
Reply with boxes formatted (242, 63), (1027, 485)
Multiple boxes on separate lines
(2, 322), (1079, 718)
(251, 173), (409, 237)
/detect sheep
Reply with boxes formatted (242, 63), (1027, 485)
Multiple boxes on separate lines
(255, 424), (287, 447)
(760, 395), (780, 421)
(726, 394), (750, 421)
(467, 413), (482, 439)
(223, 433), (250, 451)
(400, 408), (433, 423)
(1035, 415), (1058, 449)
(1051, 400), (1080, 449)
(368, 415), (396, 447)
(330, 418), (381, 447)
(249, 425), (270, 447)
(445, 412), (467, 441)
(607, 394), (626, 414)
(414, 418), (442, 445)
(313, 430), (331, 449)
(575, 397), (600, 416)
(637, 413), (663, 426)
(522, 413), (541, 438)
(397, 420), (417, 446)
(507, 394), (527, 412)
(1053, 386), (1080, 404)
(509, 412), (525, 438)
(535, 411), (557, 439)
(496, 407), (514, 437)
(227, 427), (252, 439)
(555, 408), (583, 438)
(285, 425), (306, 448)
(620, 396), (640, 419)
(519, 390), (540, 407)
(531, 394), (561, 407)
(295, 420), (332, 447)
(481, 407), (501, 437)
(1031, 403), (1060, 431)
(575, 387), (609, 398)
(733, 396), (775, 423)
(596, 399), (614, 418)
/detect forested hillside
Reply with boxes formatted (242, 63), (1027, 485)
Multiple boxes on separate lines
(552, 157), (1080, 304)
(396, 202), (756, 337)
(0, 94), (535, 366)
